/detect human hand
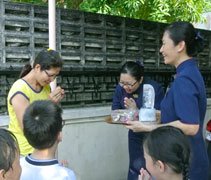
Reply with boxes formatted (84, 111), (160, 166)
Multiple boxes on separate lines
(124, 97), (137, 110)
(139, 168), (152, 180)
(155, 110), (161, 123)
(60, 160), (69, 168)
(48, 86), (65, 103)
(124, 120), (152, 132)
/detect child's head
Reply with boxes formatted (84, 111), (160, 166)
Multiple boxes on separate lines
(0, 129), (21, 180)
(23, 100), (63, 150)
(143, 126), (190, 180)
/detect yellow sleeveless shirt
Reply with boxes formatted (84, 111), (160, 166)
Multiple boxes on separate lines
(7, 79), (51, 156)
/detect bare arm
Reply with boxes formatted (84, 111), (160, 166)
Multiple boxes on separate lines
(11, 94), (30, 131)
(161, 120), (199, 136)
(11, 86), (65, 131)
(125, 117), (199, 136)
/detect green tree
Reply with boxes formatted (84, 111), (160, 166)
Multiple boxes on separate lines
(79, 0), (211, 23)
(10, 0), (211, 23)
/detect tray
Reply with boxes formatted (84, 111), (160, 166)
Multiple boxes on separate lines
(105, 116), (128, 125)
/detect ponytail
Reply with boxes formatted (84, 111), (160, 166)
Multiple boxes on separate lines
(19, 63), (32, 78)
(182, 162), (189, 180)
(181, 149), (190, 180)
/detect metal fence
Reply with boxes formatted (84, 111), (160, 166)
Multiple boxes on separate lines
(0, 0), (211, 114)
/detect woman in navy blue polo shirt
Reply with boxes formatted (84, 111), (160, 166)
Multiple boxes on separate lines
(126, 21), (209, 180)
(112, 61), (164, 180)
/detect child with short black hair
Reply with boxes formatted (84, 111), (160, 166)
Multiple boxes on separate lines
(20, 100), (76, 180)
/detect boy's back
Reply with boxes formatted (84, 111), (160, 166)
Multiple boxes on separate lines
(20, 100), (76, 180)
(20, 155), (76, 180)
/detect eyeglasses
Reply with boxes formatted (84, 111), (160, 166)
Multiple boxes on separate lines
(119, 81), (137, 88)
(44, 70), (57, 79)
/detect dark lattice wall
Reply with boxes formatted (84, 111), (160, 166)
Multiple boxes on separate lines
(0, 0), (211, 114)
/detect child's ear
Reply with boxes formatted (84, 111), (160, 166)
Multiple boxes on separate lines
(157, 160), (165, 173)
(57, 131), (62, 142)
(0, 169), (6, 180)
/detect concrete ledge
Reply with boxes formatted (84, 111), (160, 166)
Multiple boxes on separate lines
(1, 99), (211, 127)
(62, 106), (111, 124)
(0, 105), (112, 127)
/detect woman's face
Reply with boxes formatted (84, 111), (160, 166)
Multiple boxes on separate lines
(0, 152), (22, 180)
(36, 66), (61, 86)
(119, 73), (142, 94)
(160, 31), (179, 66)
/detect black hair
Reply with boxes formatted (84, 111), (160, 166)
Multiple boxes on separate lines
(143, 126), (190, 180)
(165, 21), (203, 57)
(19, 49), (63, 78)
(23, 100), (63, 150)
(120, 61), (144, 81)
(0, 129), (18, 176)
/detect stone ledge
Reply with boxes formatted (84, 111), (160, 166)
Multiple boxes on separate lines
(0, 105), (111, 126)
(1, 98), (211, 127)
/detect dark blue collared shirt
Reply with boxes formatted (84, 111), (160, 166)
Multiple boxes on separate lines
(161, 59), (209, 180)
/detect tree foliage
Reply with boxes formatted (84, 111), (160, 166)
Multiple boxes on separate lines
(10, 0), (211, 23)
(79, 0), (211, 23)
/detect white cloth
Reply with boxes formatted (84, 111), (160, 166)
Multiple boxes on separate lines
(20, 155), (76, 180)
